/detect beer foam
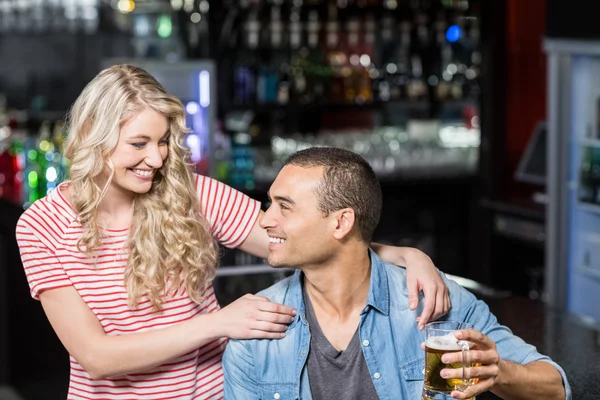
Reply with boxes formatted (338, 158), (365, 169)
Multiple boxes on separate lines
(426, 333), (462, 351)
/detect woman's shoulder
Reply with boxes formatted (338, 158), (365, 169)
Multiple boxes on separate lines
(16, 181), (77, 237)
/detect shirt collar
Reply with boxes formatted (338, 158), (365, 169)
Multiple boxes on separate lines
(286, 248), (391, 326)
(364, 248), (390, 316)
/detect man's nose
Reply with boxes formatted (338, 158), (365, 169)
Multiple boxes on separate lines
(259, 204), (276, 229)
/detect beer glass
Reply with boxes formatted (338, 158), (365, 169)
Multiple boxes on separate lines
(423, 321), (477, 400)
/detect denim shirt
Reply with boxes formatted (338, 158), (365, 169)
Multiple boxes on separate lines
(223, 250), (571, 400)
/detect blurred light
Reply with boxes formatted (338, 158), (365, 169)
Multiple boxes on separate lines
(45, 152), (55, 162)
(39, 140), (50, 152)
(170, 0), (183, 10)
(183, 0), (193, 13)
(65, 6), (77, 19)
(28, 171), (38, 189)
(46, 166), (58, 183)
(465, 68), (477, 80)
(190, 12), (201, 23)
(359, 54), (371, 67)
(386, 63), (397, 74)
(199, 0), (209, 13)
(117, 0), (135, 13)
(369, 69), (380, 79)
(134, 15), (151, 36)
(157, 15), (172, 38)
(83, 7), (98, 20)
(199, 71), (210, 107)
(0, 126), (10, 140)
(385, 0), (398, 9)
(186, 102), (199, 115)
(28, 150), (37, 161)
(186, 134), (202, 162)
(447, 63), (458, 75)
(446, 24), (462, 43)
(428, 75), (439, 86)
(349, 54), (360, 66)
(442, 71), (452, 81)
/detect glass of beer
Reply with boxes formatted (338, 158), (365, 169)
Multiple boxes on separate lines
(423, 321), (477, 400)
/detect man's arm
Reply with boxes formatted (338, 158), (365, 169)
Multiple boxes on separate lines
(492, 359), (566, 400)
(222, 339), (260, 400)
(439, 329), (568, 400)
(440, 275), (571, 400)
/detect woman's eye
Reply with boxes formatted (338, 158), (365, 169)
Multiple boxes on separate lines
(130, 143), (146, 149)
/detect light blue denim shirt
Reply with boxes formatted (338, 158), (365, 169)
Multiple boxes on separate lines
(223, 250), (571, 400)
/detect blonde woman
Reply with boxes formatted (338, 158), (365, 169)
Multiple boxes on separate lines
(15, 65), (449, 399)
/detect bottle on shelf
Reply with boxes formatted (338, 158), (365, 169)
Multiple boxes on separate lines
(233, 10), (260, 104)
(579, 146), (596, 205)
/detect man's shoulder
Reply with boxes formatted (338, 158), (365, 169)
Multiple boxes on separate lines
(255, 273), (298, 304)
(379, 260), (409, 292)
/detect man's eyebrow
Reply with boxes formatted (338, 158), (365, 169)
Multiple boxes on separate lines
(267, 191), (296, 206)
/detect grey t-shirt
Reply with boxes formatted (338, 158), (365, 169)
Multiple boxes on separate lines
(303, 286), (379, 400)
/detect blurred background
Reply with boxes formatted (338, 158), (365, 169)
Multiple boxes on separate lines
(1, 0), (600, 399)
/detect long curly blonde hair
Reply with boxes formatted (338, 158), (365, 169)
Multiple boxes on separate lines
(63, 64), (219, 310)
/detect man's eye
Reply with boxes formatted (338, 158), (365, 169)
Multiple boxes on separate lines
(280, 203), (289, 210)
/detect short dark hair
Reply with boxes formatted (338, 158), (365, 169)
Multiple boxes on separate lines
(284, 147), (382, 243)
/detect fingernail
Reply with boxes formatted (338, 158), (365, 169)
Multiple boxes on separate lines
(455, 332), (463, 339)
(292, 310), (297, 315)
(442, 355), (449, 363)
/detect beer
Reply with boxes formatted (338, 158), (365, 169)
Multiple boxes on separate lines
(423, 321), (477, 400)
(424, 334), (467, 393)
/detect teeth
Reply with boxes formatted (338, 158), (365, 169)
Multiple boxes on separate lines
(269, 237), (286, 244)
(132, 169), (153, 177)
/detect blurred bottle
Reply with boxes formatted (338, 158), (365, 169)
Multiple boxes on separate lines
(234, 10), (260, 104)
(593, 148), (600, 205)
(213, 121), (231, 182)
(257, 5), (282, 104)
(579, 147), (595, 204)
(230, 131), (255, 191)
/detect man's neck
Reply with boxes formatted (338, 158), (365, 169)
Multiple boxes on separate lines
(303, 246), (371, 322)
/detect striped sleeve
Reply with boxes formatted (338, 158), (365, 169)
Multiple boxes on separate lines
(15, 212), (72, 300)
(194, 174), (261, 249)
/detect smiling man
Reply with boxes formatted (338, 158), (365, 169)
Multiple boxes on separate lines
(222, 147), (570, 400)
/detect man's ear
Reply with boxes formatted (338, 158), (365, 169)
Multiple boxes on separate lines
(332, 208), (356, 240)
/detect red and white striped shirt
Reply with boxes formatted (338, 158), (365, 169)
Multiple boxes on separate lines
(15, 174), (261, 399)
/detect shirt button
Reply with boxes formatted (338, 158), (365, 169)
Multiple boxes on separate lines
(363, 306), (369, 313)
(373, 372), (381, 379)
(274, 393), (280, 399)
(362, 339), (370, 347)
